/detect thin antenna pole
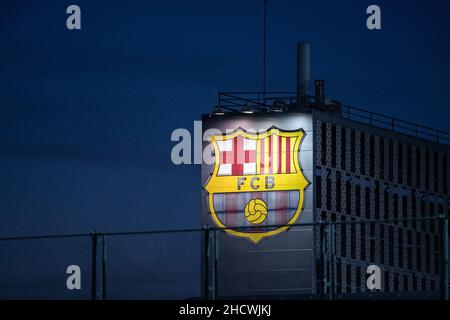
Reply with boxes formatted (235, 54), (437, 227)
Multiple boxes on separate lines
(262, 0), (267, 103)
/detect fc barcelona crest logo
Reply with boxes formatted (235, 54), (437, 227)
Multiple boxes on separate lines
(203, 127), (309, 244)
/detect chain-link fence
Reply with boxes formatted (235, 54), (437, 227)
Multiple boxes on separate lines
(0, 216), (448, 300)
(0, 234), (92, 299)
(316, 216), (449, 299)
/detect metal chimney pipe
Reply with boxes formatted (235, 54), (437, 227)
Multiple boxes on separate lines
(297, 42), (310, 107)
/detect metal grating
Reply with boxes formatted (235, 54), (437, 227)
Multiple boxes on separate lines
(315, 119), (450, 295)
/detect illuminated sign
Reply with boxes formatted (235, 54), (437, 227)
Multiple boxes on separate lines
(203, 127), (309, 243)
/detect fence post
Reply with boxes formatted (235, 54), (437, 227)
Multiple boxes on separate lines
(441, 216), (449, 300)
(320, 223), (327, 298)
(101, 235), (107, 300)
(203, 227), (210, 299)
(329, 223), (336, 300)
(321, 223), (336, 300)
(91, 231), (98, 301)
(211, 229), (218, 300)
(321, 223), (334, 299)
(204, 227), (218, 300)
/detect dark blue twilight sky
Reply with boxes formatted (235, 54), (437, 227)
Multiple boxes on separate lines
(0, 0), (449, 236)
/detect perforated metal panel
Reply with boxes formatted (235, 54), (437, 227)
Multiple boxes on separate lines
(314, 115), (450, 296)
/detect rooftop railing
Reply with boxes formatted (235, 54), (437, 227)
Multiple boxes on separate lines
(216, 92), (450, 146)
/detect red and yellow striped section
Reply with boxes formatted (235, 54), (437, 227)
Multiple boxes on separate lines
(258, 135), (297, 174)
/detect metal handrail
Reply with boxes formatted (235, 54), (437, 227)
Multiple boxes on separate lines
(217, 92), (450, 146)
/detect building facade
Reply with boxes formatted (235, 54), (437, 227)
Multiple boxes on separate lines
(201, 95), (450, 298)
(314, 110), (449, 297)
